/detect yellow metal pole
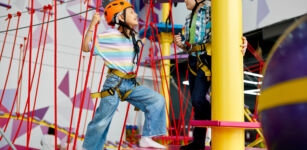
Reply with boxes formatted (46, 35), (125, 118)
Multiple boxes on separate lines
(160, 3), (172, 130)
(211, 0), (244, 149)
(162, 3), (170, 22)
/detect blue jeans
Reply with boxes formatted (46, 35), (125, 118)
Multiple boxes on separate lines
(188, 55), (211, 145)
(83, 73), (167, 150)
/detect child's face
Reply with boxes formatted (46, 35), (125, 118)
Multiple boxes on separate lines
(125, 7), (139, 28)
(184, 0), (196, 10)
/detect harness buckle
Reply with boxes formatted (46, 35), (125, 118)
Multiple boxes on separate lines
(107, 88), (115, 95)
(184, 42), (193, 52)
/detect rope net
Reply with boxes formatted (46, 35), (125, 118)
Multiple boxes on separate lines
(0, 1), (264, 149)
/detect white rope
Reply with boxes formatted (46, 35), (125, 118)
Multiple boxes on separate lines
(244, 89), (261, 95)
(244, 71), (263, 78)
(244, 80), (262, 85)
(0, 128), (17, 150)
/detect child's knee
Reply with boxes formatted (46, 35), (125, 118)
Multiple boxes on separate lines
(97, 96), (119, 113)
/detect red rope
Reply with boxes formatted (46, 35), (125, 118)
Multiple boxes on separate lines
(29, 7), (47, 87)
(82, 57), (97, 136)
(130, 46), (147, 139)
(253, 62), (263, 142)
(81, 56), (86, 99)
(126, 61), (150, 145)
(7, 8), (51, 148)
(186, 107), (194, 143)
(27, 0), (35, 145)
(4, 90), (30, 145)
(124, 66), (146, 142)
(249, 68), (260, 72)
(130, 111), (138, 144)
(67, 1), (91, 148)
(253, 63), (263, 120)
(242, 43), (264, 124)
(0, 14), (12, 62)
(5, 7), (51, 145)
(149, 42), (156, 91)
(72, 0), (100, 149)
(11, 23), (50, 144)
(182, 91), (190, 144)
(118, 104), (131, 150)
(27, 7), (51, 146)
(135, 0), (153, 74)
(118, 1), (154, 149)
(0, 12), (21, 107)
(128, 72), (147, 143)
(149, 60), (173, 144)
(54, 0), (59, 147)
(182, 68), (189, 101)
(151, 6), (179, 143)
(182, 89), (190, 127)
(149, 42), (158, 91)
(10, 100), (29, 149)
(149, 49), (157, 91)
(0, 29), (30, 142)
(251, 47), (264, 62)
(92, 64), (106, 119)
(149, 54), (157, 90)
(179, 66), (189, 137)
(168, 1), (186, 142)
(149, 39), (161, 93)
(244, 63), (260, 71)
(149, 25), (174, 141)
(26, 6), (47, 148)
(247, 43), (264, 63)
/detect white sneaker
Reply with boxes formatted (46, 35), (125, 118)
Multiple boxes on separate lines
(139, 137), (166, 149)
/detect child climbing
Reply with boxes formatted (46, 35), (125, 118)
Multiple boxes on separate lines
(82, 0), (167, 149)
(174, 0), (248, 149)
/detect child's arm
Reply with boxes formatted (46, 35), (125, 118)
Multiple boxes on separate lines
(82, 13), (101, 52)
(174, 32), (188, 52)
(137, 38), (146, 48)
(141, 38), (146, 46)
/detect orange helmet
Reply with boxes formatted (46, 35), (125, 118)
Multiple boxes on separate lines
(104, 0), (133, 25)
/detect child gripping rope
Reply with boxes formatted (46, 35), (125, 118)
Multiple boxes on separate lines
(82, 1), (167, 149)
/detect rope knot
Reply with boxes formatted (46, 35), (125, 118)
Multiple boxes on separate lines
(15, 11), (21, 17)
(5, 14), (12, 21)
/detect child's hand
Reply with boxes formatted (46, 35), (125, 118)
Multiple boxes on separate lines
(241, 36), (248, 56)
(174, 33), (184, 48)
(141, 38), (146, 46)
(92, 12), (101, 25)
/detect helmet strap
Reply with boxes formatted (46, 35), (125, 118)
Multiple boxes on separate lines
(113, 7), (141, 64)
(114, 8), (136, 38)
(189, 0), (206, 28)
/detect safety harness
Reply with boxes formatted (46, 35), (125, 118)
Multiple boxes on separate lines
(90, 5), (144, 112)
(186, 41), (212, 81)
(91, 69), (140, 100)
(186, 0), (212, 81)
(93, 1), (141, 111)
